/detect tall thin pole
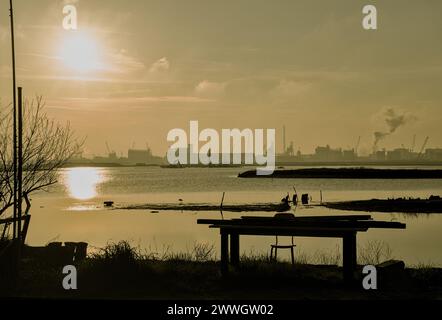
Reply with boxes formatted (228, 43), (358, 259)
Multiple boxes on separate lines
(18, 87), (23, 244)
(9, 0), (18, 239)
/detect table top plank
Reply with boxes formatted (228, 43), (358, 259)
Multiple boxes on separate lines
(197, 218), (405, 230)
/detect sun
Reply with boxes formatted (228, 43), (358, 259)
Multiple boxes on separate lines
(59, 31), (102, 72)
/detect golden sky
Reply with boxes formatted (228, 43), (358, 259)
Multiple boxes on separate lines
(0, 0), (441, 157)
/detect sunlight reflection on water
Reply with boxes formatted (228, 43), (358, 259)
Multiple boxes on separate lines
(62, 167), (107, 201)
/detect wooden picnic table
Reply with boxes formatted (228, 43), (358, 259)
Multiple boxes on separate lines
(197, 214), (406, 282)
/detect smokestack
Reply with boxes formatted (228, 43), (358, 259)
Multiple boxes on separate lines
(283, 125), (286, 154)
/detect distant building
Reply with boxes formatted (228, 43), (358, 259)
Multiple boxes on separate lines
(425, 148), (442, 161)
(373, 150), (386, 161)
(387, 148), (413, 161)
(93, 151), (120, 164)
(108, 152), (118, 161)
(128, 148), (162, 165)
(342, 149), (357, 161)
(314, 145), (343, 161)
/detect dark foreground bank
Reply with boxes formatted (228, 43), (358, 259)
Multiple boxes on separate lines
(1, 242), (440, 300)
(238, 168), (442, 179)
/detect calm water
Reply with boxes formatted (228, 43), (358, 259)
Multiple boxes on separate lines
(28, 166), (442, 266)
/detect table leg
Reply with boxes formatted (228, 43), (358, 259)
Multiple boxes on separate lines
(343, 232), (357, 283)
(230, 233), (240, 267)
(220, 230), (229, 275)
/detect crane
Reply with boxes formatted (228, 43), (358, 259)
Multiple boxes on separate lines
(105, 141), (117, 159)
(411, 134), (416, 153)
(105, 141), (113, 155)
(417, 136), (429, 159)
(355, 136), (361, 156)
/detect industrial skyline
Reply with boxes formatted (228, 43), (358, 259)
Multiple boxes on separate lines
(70, 138), (442, 166)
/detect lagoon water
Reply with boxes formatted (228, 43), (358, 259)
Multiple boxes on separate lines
(29, 166), (442, 266)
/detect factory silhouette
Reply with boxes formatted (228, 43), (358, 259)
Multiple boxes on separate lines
(68, 127), (442, 167)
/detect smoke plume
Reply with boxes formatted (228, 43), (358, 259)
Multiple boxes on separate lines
(372, 107), (416, 151)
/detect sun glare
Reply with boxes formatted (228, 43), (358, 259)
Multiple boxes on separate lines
(59, 31), (101, 72)
(63, 168), (106, 200)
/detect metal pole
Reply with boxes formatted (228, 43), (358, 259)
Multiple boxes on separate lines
(18, 87), (23, 244)
(9, 0), (18, 240)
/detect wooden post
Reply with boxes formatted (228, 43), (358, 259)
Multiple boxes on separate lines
(21, 215), (31, 245)
(220, 192), (225, 220)
(230, 232), (240, 267)
(220, 229), (229, 275)
(343, 232), (357, 283)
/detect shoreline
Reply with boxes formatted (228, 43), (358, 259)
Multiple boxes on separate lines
(239, 168), (442, 179)
(117, 202), (290, 212)
(62, 161), (442, 168)
(114, 197), (442, 214)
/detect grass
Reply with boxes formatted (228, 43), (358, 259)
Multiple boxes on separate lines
(88, 240), (408, 268)
(2, 240), (441, 299)
(240, 240), (393, 267)
(358, 240), (393, 265)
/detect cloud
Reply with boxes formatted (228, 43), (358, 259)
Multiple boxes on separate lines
(106, 49), (145, 74)
(0, 26), (8, 42)
(149, 57), (170, 74)
(0, 24), (25, 42)
(46, 95), (214, 111)
(202, 77), (312, 106)
(195, 80), (226, 98)
(270, 80), (311, 99)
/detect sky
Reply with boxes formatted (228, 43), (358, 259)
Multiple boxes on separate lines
(0, 0), (441, 157)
